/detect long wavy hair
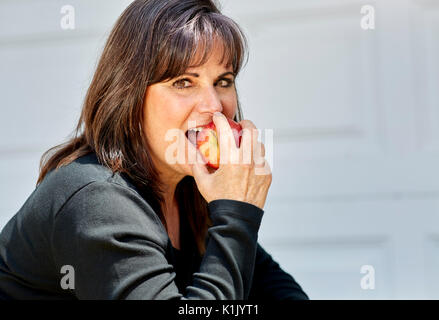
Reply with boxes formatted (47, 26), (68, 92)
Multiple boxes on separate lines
(36, 0), (248, 255)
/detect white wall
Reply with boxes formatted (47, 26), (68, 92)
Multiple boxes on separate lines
(0, 0), (438, 299)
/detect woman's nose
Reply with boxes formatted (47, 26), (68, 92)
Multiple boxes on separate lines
(197, 86), (223, 114)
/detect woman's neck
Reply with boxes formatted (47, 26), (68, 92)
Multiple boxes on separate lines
(157, 168), (183, 250)
(152, 158), (183, 216)
(162, 194), (180, 249)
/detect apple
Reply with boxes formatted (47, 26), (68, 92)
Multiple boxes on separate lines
(186, 118), (242, 169)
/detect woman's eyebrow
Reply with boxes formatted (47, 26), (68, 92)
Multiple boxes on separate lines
(217, 71), (236, 79)
(179, 71), (236, 79)
(181, 72), (199, 77)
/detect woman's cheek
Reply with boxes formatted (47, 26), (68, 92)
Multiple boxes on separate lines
(221, 91), (237, 116)
(223, 101), (238, 119)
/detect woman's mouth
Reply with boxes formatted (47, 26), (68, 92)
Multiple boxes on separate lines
(182, 119), (242, 170)
(185, 127), (203, 146)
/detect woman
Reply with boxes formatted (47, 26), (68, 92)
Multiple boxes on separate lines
(0, 0), (308, 300)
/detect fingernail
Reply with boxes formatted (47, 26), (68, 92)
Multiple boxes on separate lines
(214, 112), (222, 117)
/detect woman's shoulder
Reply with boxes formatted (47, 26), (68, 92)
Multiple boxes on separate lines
(42, 153), (168, 243)
(52, 178), (166, 240)
(39, 152), (139, 198)
(35, 152), (157, 223)
(1, 152), (168, 260)
(40, 152), (113, 192)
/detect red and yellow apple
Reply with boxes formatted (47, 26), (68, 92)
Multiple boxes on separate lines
(186, 118), (242, 169)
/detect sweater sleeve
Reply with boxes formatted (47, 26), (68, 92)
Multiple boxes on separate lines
(51, 181), (263, 300)
(248, 243), (309, 300)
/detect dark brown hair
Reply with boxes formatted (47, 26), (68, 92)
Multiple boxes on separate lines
(37, 0), (248, 255)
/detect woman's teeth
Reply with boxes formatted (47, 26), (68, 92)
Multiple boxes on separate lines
(185, 127), (202, 138)
(185, 128), (202, 146)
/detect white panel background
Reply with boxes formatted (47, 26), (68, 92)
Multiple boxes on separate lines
(0, 0), (438, 299)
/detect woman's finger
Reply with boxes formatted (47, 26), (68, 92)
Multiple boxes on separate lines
(212, 112), (239, 165)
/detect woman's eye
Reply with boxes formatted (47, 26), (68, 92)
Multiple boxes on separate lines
(172, 78), (234, 89)
(173, 79), (191, 89)
(217, 78), (234, 88)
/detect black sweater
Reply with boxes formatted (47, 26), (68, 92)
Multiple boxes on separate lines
(0, 152), (308, 300)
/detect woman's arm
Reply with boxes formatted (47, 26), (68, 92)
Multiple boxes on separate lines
(248, 243), (309, 300)
(52, 180), (263, 300)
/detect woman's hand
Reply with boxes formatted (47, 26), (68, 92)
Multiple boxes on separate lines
(189, 112), (272, 210)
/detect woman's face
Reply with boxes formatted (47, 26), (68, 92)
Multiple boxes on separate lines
(143, 45), (238, 180)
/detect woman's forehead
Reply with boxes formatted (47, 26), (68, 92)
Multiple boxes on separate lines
(154, 31), (240, 83)
(187, 39), (233, 69)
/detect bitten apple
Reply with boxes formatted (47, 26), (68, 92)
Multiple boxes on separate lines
(186, 118), (242, 169)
